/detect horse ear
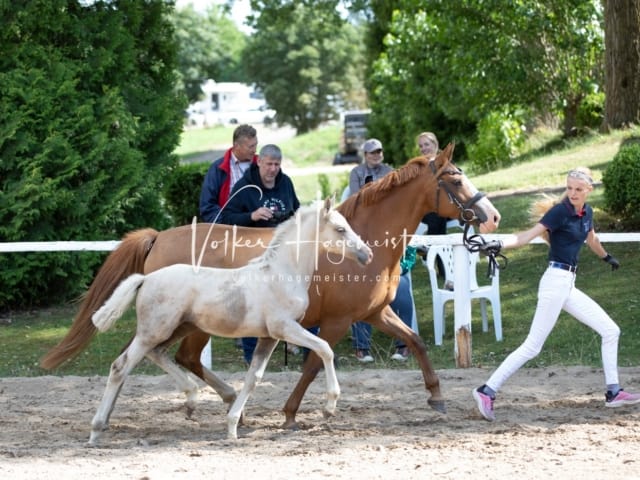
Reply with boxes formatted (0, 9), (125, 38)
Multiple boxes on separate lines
(324, 195), (334, 213)
(442, 142), (455, 162)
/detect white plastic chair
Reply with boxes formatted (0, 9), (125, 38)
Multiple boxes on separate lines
(421, 222), (502, 346)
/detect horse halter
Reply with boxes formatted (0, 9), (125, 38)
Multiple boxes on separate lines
(428, 161), (506, 276)
(429, 161), (487, 224)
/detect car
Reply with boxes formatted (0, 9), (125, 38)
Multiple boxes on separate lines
(333, 109), (370, 165)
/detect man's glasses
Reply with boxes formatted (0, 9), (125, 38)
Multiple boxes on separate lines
(366, 149), (383, 155)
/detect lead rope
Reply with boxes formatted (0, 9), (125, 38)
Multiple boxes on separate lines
(462, 224), (508, 278)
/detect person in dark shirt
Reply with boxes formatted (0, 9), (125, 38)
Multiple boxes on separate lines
(472, 167), (640, 422)
(220, 143), (299, 227)
(221, 144), (310, 364)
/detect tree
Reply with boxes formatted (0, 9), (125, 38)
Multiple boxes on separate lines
(244, 0), (366, 133)
(366, 0), (604, 162)
(171, 3), (247, 103)
(603, 0), (640, 129)
(0, 0), (185, 308)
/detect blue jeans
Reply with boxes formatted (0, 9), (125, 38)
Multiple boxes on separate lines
(242, 326), (320, 365)
(351, 272), (415, 350)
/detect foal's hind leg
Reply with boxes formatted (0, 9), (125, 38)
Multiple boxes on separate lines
(89, 337), (149, 445)
(175, 330), (237, 405)
(226, 337), (279, 440)
(146, 348), (201, 418)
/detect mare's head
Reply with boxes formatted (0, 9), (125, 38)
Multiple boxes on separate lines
(414, 143), (500, 233)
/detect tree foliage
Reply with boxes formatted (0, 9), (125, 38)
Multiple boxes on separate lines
(243, 0), (366, 133)
(171, 3), (247, 103)
(0, 0), (185, 309)
(366, 0), (604, 163)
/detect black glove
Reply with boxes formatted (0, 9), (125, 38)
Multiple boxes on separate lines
(479, 240), (503, 256)
(603, 254), (620, 271)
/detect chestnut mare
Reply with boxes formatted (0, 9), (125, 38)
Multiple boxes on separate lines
(88, 199), (372, 443)
(42, 144), (501, 429)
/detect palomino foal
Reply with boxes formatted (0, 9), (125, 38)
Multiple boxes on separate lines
(88, 198), (372, 444)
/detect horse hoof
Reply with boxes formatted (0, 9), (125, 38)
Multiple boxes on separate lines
(322, 408), (336, 420)
(281, 419), (300, 431)
(428, 398), (447, 414)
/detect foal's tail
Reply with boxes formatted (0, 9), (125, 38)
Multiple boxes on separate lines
(40, 228), (158, 370)
(92, 274), (145, 332)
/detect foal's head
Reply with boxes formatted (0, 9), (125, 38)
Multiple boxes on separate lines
(269, 197), (373, 267)
(317, 196), (373, 267)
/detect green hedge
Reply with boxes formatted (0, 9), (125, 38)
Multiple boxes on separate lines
(603, 140), (640, 228)
(164, 162), (210, 226)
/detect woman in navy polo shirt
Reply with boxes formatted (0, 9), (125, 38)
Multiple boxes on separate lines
(471, 167), (640, 421)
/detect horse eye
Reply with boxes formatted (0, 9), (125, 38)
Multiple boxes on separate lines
(336, 227), (346, 233)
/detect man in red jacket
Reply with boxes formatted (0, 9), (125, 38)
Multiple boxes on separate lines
(199, 124), (258, 223)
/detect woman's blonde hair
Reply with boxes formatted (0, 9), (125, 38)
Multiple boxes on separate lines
(530, 194), (558, 244)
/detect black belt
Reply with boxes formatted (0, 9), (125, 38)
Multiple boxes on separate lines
(549, 261), (577, 273)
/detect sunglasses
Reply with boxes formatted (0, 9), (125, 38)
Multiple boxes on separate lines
(367, 149), (383, 154)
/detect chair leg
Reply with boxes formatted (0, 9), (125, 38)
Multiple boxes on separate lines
(433, 302), (444, 346)
(493, 300), (503, 342)
(480, 298), (488, 332)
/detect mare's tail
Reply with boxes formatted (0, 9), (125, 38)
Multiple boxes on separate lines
(40, 228), (158, 369)
(92, 274), (145, 332)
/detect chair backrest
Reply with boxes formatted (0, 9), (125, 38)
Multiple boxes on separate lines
(425, 244), (455, 288)
(425, 243), (496, 291)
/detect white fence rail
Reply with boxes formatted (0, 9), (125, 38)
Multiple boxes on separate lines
(2, 233), (639, 253)
(3, 233), (639, 368)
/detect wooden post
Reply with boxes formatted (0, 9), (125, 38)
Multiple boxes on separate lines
(452, 241), (472, 367)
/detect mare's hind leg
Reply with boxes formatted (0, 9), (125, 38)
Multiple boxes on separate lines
(88, 337), (149, 445)
(175, 331), (237, 405)
(226, 337), (279, 440)
(371, 306), (445, 413)
(146, 348), (201, 418)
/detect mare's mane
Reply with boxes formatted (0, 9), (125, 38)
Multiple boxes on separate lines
(339, 156), (433, 220)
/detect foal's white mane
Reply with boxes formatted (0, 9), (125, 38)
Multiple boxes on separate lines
(250, 203), (324, 266)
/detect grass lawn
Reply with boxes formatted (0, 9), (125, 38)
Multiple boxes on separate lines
(3, 126), (640, 377)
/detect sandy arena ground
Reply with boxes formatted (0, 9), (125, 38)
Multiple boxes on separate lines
(1, 366), (640, 479)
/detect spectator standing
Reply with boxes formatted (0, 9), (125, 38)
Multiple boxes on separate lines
(348, 138), (417, 362)
(200, 124), (258, 223)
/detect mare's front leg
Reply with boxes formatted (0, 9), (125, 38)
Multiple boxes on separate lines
(88, 337), (149, 445)
(371, 305), (446, 413)
(226, 337), (279, 440)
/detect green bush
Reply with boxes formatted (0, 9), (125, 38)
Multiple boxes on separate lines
(576, 91), (605, 130)
(602, 141), (640, 227)
(0, 1), (184, 310)
(467, 109), (527, 173)
(164, 162), (209, 225)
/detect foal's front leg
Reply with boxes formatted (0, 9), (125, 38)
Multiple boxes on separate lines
(277, 323), (340, 418)
(226, 337), (279, 440)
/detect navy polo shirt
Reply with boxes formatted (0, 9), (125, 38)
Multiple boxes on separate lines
(539, 197), (593, 267)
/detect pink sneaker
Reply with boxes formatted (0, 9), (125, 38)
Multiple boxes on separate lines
(605, 389), (640, 408)
(472, 388), (495, 421)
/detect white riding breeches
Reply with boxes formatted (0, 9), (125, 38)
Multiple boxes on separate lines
(486, 266), (621, 392)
